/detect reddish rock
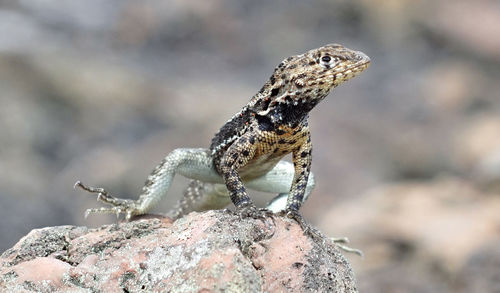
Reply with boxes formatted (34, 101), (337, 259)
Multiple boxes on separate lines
(0, 211), (357, 292)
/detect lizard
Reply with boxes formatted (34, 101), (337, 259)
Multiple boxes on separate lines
(75, 43), (370, 250)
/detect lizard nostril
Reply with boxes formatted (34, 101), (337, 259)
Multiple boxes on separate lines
(356, 51), (370, 63)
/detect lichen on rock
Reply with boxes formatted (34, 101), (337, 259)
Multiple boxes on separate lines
(0, 210), (357, 292)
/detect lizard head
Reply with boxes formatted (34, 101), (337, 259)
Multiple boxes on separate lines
(253, 44), (370, 119)
(292, 43), (370, 91)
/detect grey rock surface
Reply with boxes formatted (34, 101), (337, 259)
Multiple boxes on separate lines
(0, 211), (357, 292)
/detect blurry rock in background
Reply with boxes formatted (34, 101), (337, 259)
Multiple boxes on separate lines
(321, 177), (500, 292)
(0, 0), (499, 292)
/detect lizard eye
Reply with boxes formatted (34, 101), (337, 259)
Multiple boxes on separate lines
(319, 55), (336, 67)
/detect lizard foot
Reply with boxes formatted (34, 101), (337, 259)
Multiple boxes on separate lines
(329, 237), (364, 257)
(74, 181), (142, 221)
(279, 209), (363, 257)
(235, 202), (274, 220)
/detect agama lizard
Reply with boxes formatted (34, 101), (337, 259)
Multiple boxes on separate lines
(75, 44), (370, 240)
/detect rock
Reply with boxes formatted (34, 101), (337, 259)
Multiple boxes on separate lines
(454, 116), (500, 190)
(457, 240), (500, 293)
(320, 177), (500, 292)
(421, 1), (500, 61)
(0, 210), (357, 292)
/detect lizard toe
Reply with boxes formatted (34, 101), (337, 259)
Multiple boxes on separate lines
(236, 204), (273, 220)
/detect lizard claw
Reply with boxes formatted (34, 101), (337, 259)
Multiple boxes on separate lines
(333, 240), (364, 257)
(75, 181), (141, 220)
(331, 236), (349, 244)
(236, 203), (273, 220)
(278, 209), (308, 230)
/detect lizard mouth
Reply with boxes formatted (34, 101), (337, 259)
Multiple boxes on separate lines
(357, 51), (371, 62)
(346, 51), (371, 71)
(350, 52), (371, 71)
(336, 55), (370, 79)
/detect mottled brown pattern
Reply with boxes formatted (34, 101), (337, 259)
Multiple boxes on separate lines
(76, 43), (369, 224)
(210, 44), (370, 215)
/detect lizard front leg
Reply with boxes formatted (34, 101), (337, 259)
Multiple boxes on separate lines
(167, 161), (316, 219)
(75, 148), (223, 220)
(276, 137), (362, 255)
(286, 134), (313, 212)
(219, 133), (271, 218)
(278, 133), (315, 230)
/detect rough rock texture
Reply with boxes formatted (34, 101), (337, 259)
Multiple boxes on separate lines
(0, 211), (357, 292)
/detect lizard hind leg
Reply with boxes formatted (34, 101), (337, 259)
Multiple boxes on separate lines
(74, 181), (139, 220)
(167, 180), (232, 220)
(75, 148), (223, 221)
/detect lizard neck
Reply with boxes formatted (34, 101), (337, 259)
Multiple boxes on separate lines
(267, 96), (321, 127)
(249, 89), (325, 128)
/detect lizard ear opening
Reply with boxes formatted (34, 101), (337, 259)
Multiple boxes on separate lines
(270, 87), (280, 97)
(259, 97), (271, 111)
(257, 97), (272, 116)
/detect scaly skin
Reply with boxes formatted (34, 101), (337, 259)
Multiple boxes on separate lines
(209, 43), (370, 216)
(76, 44), (370, 254)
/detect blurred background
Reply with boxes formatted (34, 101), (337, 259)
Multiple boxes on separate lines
(1, 0), (499, 291)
